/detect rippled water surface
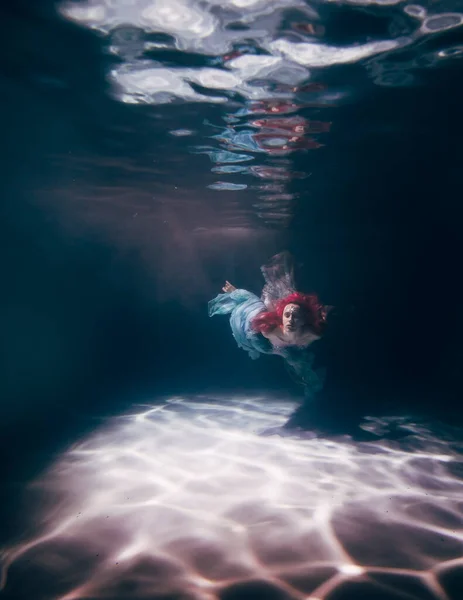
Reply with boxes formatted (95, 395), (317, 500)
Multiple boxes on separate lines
(10, 0), (461, 239)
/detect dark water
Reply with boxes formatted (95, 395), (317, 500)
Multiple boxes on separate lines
(1, 0), (463, 599)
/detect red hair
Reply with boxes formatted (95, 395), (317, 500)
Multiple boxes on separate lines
(251, 292), (327, 336)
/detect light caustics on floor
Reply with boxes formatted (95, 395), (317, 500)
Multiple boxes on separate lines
(1, 395), (463, 599)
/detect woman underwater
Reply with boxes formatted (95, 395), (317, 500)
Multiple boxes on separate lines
(208, 252), (330, 395)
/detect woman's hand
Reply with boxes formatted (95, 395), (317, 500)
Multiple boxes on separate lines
(222, 281), (237, 293)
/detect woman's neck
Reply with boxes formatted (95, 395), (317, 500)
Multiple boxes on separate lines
(265, 325), (320, 348)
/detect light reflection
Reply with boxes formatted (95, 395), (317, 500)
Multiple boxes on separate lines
(1, 395), (462, 599)
(194, 88), (330, 225)
(207, 182), (248, 190)
(59, 0), (463, 106)
(269, 38), (402, 68)
(57, 0), (463, 231)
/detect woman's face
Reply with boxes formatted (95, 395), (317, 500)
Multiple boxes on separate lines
(282, 303), (305, 334)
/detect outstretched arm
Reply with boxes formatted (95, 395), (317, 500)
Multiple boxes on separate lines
(222, 281), (237, 293)
(209, 283), (272, 359)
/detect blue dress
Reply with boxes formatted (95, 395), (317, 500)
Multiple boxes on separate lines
(208, 289), (272, 360)
(208, 287), (325, 394)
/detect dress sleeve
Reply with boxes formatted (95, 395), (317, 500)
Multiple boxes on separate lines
(208, 289), (272, 359)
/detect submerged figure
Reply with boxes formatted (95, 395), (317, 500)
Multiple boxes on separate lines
(208, 252), (329, 395)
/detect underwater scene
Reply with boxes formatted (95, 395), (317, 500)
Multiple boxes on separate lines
(1, 1), (462, 599)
